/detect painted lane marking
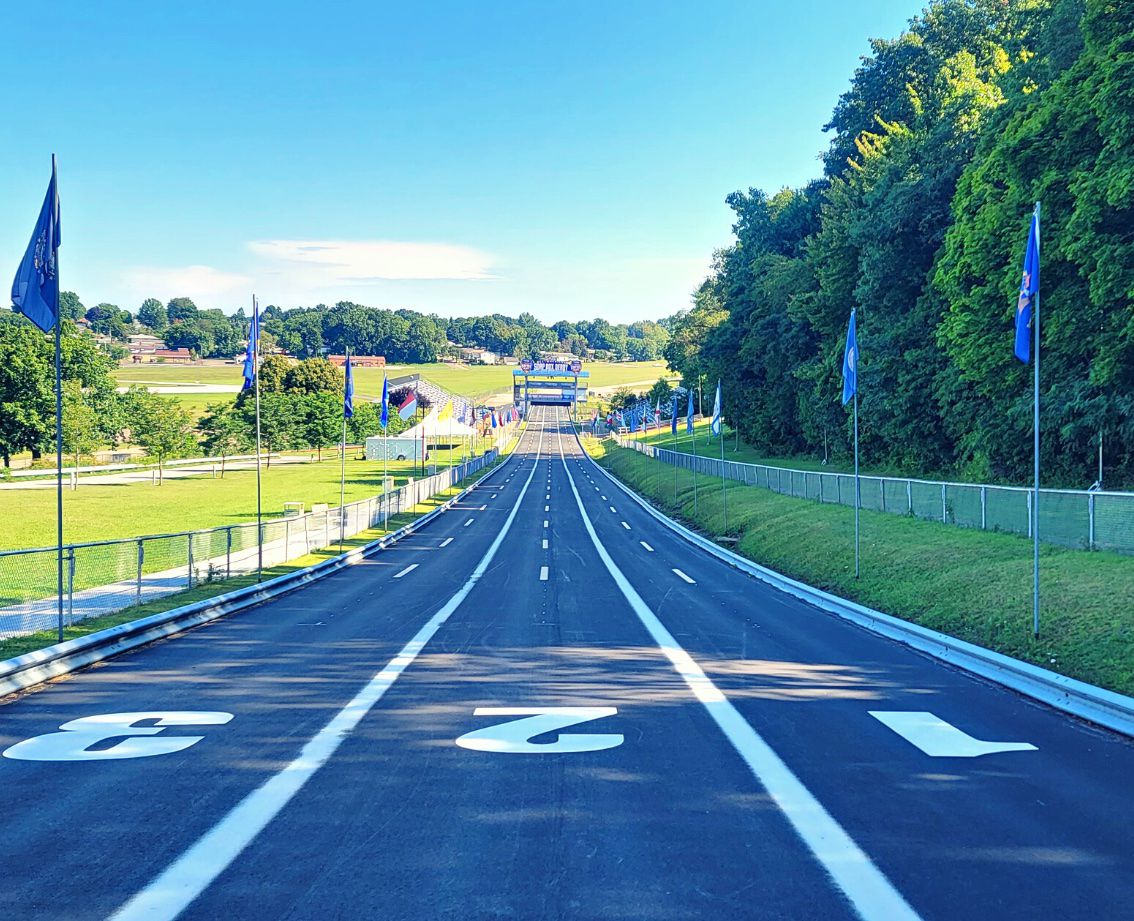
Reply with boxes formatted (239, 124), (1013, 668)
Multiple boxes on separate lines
(542, 539), (548, 549)
(546, 494), (550, 500)
(601, 495), (607, 500)
(439, 538), (453, 548)
(545, 505), (550, 512)
(464, 518), (475, 527)
(543, 520), (549, 528)
(393, 564), (419, 579)
(3, 712), (234, 762)
(539, 566), (549, 581)
(672, 569), (695, 584)
(456, 708), (622, 754)
(609, 506), (616, 513)
(640, 541), (654, 552)
(557, 435), (921, 921)
(107, 429), (545, 921)
(479, 504), (487, 511)
(491, 494), (497, 499)
(868, 712), (1038, 758)
(621, 521), (631, 530)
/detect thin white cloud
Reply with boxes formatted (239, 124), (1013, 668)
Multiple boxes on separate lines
(247, 239), (497, 281)
(121, 264), (252, 303)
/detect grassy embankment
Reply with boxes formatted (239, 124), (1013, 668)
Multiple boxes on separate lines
(588, 437), (1134, 697)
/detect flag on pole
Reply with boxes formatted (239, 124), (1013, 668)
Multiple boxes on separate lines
(1014, 207), (1041, 363)
(711, 380), (722, 436)
(671, 395), (679, 435)
(344, 355), (355, 419)
(397, 390), (417, 421)
(438, 400), (453, 421)
(654, 399), (661, 427)
(686, 389), (694, 433)
(242, 299), (260, 391)
(379, 374), (388, 427)
(842, 310), (858, 406)
(11, 162), (61, 333)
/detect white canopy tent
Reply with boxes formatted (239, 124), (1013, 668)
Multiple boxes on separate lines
(400, 405), (478, 439)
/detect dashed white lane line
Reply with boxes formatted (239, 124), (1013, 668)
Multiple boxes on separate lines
(543, 520), (549, 528)
(479, 504), (487, 511)
(539, 566), (549, 581)
(491, 494), (497, 499)
(601, 495), (607, 500)
(621, 521), (631, 530)
(640, 541), (654, 552)
(393, 564), (419, 579)
(464, 518), (475, 527)
(672, 568), (696, 584)
(542, 539), (548, 549)
(609, 506), (616, 513)
(439, 538), (454, 548)
(545, 505), (550, 512)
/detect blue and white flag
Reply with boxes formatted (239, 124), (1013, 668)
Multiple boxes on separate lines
(686, 389), (695, 434)
(242, 298), (259, 392)
(1014, 206), (1040, 363)
(711, 380), (722, 436)
(378, 373), (387, 428)
(11, 160), (61, 334)
(841, 309), (857, 406)
(344, 355), (355, 419)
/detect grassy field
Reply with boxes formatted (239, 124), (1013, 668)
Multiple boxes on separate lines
(114, 359), (675, 403)
(0, 466), (493, 662)
(588, 437), (1134, 697)
(1, 447), (485, 551)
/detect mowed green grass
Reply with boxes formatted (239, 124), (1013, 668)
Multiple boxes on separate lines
(1, 448), (481, 551)
(590, 438), (1134, 697)
(113, 360), (674, 403)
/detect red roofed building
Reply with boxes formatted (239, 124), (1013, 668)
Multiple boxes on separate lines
(328, 355), (385, 368)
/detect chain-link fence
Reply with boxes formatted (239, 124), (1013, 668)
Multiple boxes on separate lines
(0, 451), (499, 642)
(617, 436), (1134, 554)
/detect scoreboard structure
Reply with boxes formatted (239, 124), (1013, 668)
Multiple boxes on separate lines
(513, 359), (589, 413)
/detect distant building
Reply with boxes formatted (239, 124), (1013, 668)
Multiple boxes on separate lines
(458, 347), (498, 365)
(539, 350), (582, 363)
(127, 333), (166, 355)
(131, 348), (194, 363)
(328, 355), (385, 368)
(501, 356), (520, 365)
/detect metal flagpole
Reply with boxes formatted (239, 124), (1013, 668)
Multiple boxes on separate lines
(692, 418), (699, 515)
(340, 349), (348, 551)
(720, 412), (727, 532)
(253, 295), (263, 582)
(1032, 201), (1041, 639)
(853, 389), (860, 580)
(383, 387), (389, 533)
(52, 156), (63, 642)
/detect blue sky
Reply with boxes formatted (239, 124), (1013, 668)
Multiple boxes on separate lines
(2, 0), (922, 325)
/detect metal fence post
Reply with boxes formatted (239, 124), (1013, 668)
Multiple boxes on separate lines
(187, 535), (194, 588)
(907, 480), (912, 515)
(67, 547), (76, 626)
(285, 517), (292, 562)
(226, 527), (232, 579)
(1027, 490), (1033, 538)
(941, 484), (947, 523)
(136, 539), (144, 605)
(1089, 493), (1096, 549)
(980, 486), (987, 530)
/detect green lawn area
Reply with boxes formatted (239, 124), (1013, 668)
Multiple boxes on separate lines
(113, 360), (674, 403)
(588, 437), (1134, 697)
(1, 447), (485, 551)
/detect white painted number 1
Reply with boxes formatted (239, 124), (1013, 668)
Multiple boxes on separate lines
(3, 712), (234, 762)
(456, 707), (623, 754)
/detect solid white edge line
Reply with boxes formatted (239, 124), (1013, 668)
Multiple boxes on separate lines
(393, 564), (419, 579)
(556, 419), (922, 921)
(108, 415), (547, 921)
(672, 568), (695, 584)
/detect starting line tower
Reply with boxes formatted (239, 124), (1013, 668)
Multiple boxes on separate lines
(513, 359), (589, 413)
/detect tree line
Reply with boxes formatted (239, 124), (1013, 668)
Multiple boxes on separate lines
(665, 0), (1132, 488)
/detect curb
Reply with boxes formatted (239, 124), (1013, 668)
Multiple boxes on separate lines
(582, 436), (1134, 740)
(0, 452), (515, 699)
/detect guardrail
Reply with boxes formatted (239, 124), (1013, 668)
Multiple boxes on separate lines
(616, 435), (1134, 554)
(0, 451), (499, 641)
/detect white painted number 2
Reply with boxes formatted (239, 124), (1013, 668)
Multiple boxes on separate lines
(455, 707), (623, 754)
(2, 711), (234, 762)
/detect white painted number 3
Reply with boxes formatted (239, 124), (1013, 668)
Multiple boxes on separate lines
(2, 711), (234, 762)
(455, 707), (623, 754)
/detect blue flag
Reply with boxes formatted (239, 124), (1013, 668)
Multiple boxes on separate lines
(345, 356), (356, 420)
(1014, 207), (1040, 363)
(671, 395), (679, 435)
(686, 389), (694, 434)
(841, 309), (857, 406)
(378, 373), (387, 428)
(11, 161), (61, 333)
(242, 299), (259, 391)
(711, 380), (722, 436)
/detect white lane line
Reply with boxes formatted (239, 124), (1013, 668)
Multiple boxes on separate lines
(479, 504), (487, 511)
(601, 495), (607, 500)
(640, 541), (654, 552)
(545, 494), (550, 500)
(439, 538), (454, 548)
(557, 433), (921, 921)
(109, 428), (545, 921)
(491, 494), (497, 499)
(542, 539), (548, 549)
(672, 568), (695, 584)
(869, 712), (1037, 758)
(464, 518), (475, 527)
(543, 520), (549, 528)
(393, 564), (419, 579)
(539, 566), (549, 581)
(545, 505), (550, 512)
(621, 521), (631, 530)
(609, 506), (616, 513)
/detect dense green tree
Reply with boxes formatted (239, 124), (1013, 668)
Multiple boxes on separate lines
(59, 291), (84, 322)
(137, 298), (168, 333)
(122, 388), (198, 482)
(283, 358), (342, 395)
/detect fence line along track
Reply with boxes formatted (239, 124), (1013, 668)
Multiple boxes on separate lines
(615, 435), (1134, 555)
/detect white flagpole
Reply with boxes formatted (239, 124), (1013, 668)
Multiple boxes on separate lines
(383, 383), (389, 532)
(51, 155), (63, 641)
(853, 389), (860, 580)
(340, 349), (348, 552)
(253, 295), (263, 582)
(1032, 201), (1042, 639)
(720, 409), (727, 532)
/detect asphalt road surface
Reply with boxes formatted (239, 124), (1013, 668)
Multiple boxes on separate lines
(1, 404), (1132, 920)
